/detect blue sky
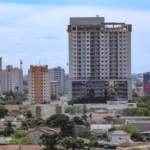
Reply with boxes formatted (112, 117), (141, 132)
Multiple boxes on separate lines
(0, 0), (150, 74)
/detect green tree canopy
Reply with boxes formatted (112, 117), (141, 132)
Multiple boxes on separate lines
(40, 133), (61, 150)
(0, 105), (8, 118)
(72, 116), (84, 125)
(4, 121), (16, 136)
(9, 137), (37, 145)
(26, 110), (33, 118)
(45, 114), (75, 137)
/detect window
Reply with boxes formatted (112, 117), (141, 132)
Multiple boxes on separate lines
(72, 27), (76, 31)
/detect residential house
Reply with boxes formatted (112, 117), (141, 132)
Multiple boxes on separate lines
(108, 130), (131, 141)
(26, 126), (60, 144)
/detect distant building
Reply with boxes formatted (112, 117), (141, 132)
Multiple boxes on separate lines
(1, 65), (23, 93)
(108, 130), (131, 141)
(6, 102), (66, 120)
(143, 72), (150, 95)
(67, 16), (132, 100)
(65, 74), (69, 91)
(28, 65), (51, 104)
(26, 126), (60, 144)
(0, 57), (2, 85)
(51, 81), (59, 99)
(50, 66), (65, 91)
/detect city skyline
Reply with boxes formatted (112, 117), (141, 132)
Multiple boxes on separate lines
(0, 0), (150, 74)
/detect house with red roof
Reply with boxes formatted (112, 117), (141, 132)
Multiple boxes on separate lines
(25, 126), (60, 144)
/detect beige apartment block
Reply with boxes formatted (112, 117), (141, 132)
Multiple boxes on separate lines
(67, 16), (132, 100)
(1, 65), (23, 93)
(28, 65), (51, 104)
(50, 81), (59, 99)
(6, 103), (65, 120)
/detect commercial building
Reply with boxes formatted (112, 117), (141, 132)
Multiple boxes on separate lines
(28, 65), (50, 104)
(1, 65), (23, 93)
(143, 72), (150, 95)
(51, 81), (59, 99)
(67, 16), (132, 100)
(50, 66), (65, 91)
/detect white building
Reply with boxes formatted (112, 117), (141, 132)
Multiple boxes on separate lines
(67, 16), (132, 100)
(65, 101), (136, 110)
(108, 130), (131, 141)
(1, 65), (23, 93)
(28, 65), (51, 104)
(50, 66), (65, 91)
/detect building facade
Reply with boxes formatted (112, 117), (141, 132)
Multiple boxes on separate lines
(143, 72), (150, 96)
(50, 66), (65, 91)
(28, 65), (51, 104)
(1, 65), (23, 93)
(50, 81), (59, 99)
(67, 16), (132, 100)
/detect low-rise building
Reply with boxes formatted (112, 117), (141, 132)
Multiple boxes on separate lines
(90, 124), (120, 134)
(51, 81), (59, 99)
(127, 121), (150, 132)
(6, 102), (66, 120)
(26, 126), (60, 144)
(108, 130), (131, 141)
(66, 101), (137, 111)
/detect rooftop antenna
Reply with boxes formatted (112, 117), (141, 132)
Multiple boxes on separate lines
(20, 59), (23, 70)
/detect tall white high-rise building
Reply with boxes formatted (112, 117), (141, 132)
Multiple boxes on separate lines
(50, 66), (65, 91)
(28, 65), (51, 104)
(67, 16), (132, 100)
(1, 65), (23, 93)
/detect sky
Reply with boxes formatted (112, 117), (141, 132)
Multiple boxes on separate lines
(0, 0), (150, 74)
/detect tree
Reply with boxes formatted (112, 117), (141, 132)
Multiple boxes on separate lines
(9, 137), (37, 145)
(23, 88), (28, 94)
(75, 126), (93, 139)
(61, 138), (71, 150)
(122, 108), (150, 116)
(88, 136), (99, 148)
(103, 89), (108, 103)
(0, 105), (8, 118)
(45, 114), (75, 137)
(72, 116), (84, 125)
(82, 103), (87, 121)
(30, 117), (45, 126)
(26, 110), (33, 118)
(4, 121), (16, 136)
(89, 89), (95, 102)
(15, 86), (19, 92)
(40, 133), (61, 150)
(61, 138), (88, 150)
(104, 116), (115, 124)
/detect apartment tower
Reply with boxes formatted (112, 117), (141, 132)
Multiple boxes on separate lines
(1, 65), (23, 93)
(28, 65), (51, 104)
(50, 66), (65, 91)
(67, 16), (132, 100)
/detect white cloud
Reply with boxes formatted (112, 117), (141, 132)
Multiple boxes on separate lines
(0, 43), (6, 46)
(138, 54), (149, 57)
(53, 51), (68, 55)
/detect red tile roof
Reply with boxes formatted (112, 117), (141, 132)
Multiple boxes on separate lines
(26, 126), (60, 134)
(0, 145), (45, 150)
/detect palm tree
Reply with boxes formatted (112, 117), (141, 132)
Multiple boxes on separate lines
(89, 88), (95, 102)
(104, 116), (115, 124)
(15, 86), (19, 92)
(4, 121), (16, 136)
